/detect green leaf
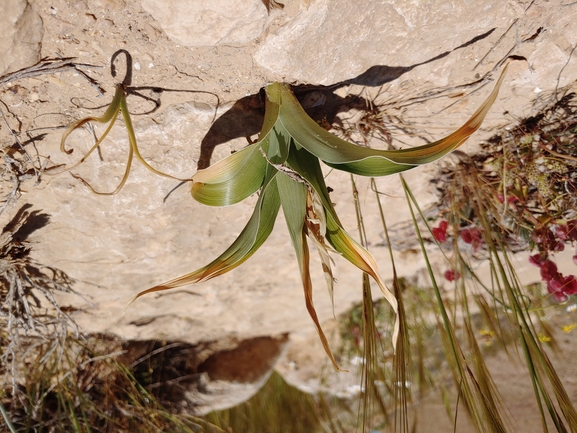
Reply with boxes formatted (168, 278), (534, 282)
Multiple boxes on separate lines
(60, 85), (123, 163)
(191, 89), (285, 206)
(191, 140), (268, 206)
(277, 172), (343, 371)
(133, 172), (281, 300)
(274, 65), (508, 176)
(284, 145), (399, 349)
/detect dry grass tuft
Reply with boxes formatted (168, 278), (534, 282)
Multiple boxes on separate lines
(0, 205), (81, 391)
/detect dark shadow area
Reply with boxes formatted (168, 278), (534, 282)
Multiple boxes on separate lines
(121, 333), (289, 410)
(197, 28), (497, 169)
(122, 339), (204, 410)
(2, 203), (50, 242)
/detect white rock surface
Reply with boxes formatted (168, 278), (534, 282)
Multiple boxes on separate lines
(255, 0), (577, 94)
(0, 0), (43, 75)
(141, 0), (270, 46)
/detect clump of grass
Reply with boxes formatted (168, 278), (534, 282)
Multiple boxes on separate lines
(0, 205), (81, 392)
(321, 70), (577, 432)
(3, 335), (213, 433)
(403, 85), (577, 431)
(0, 205), (215, 431)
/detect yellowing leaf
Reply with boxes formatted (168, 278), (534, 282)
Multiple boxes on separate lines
(60, 85), (190, 195)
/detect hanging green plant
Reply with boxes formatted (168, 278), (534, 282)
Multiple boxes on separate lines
(131, 66), (508, 370)
(60, 84), (191, 195)
(59, 50), (213, 195)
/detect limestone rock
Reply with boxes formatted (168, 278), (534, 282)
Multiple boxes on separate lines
(0, 0), (43, 76)
(141, 0), (270, 47)
(253, 0), (574, 88)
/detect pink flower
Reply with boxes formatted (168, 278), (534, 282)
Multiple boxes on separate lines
(547, 278), (568, 302)
(433, 220), (448, 243)
(497, 193), (518, 204)
(540, 260), (560, 282)
(554, 225), (568, 241)
(567, 220), (577, 241)
(444, 269), (460, 282)
(547, 275), (577, 301)
(529, 254), (547, 267)
(563, 275), (577, 295)
(530, 227), (556, 250)
(460, 228), (482, 252)
(532, 254), (577, 301)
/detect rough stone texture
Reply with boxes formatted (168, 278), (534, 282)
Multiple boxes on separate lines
(141, 0), (271, 47)
(0, 0), (43, 76)
(1, 0), (577, 425)
(2, 0), (576, 352)
(254, 0), (577, 121)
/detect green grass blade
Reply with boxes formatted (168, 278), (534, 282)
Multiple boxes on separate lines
(0, 401), (17, 433)
(402, 175), (512, 433)
(60, 85), (124, 155)
(371, 178), (413, 432)
(119, 92), (190, 183)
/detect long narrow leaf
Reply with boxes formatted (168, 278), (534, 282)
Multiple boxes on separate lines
(60, 85), (124, 156)
(277, 172), (342, 371)
(273, 66), (507, 176)
(133, 173), (281, 299)
(284, 144), (399, 348)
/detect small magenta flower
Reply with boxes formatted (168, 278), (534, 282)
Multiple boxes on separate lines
(554, 225), (569, 241)
(540, 260), (560, 282)
(547, 275), (577, 302)
(563, 275), (577, 295)
(460, 227), (482, 252)
(444, 269), (460, 282)
(432, 220), (448, 243)
(496, 193), (518, 204)
(529, 254), (547, 267)
(530, 254), (577, 301)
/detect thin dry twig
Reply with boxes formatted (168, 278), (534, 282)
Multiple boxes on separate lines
(0, 57), (104, 94)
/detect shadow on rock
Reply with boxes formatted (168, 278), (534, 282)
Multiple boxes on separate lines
(121, 333), (289, 414)
(197, 28), (496, 169)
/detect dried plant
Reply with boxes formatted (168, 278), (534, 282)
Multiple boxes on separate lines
(59, 51), (192, 195)
(0, 205), (80, 391)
